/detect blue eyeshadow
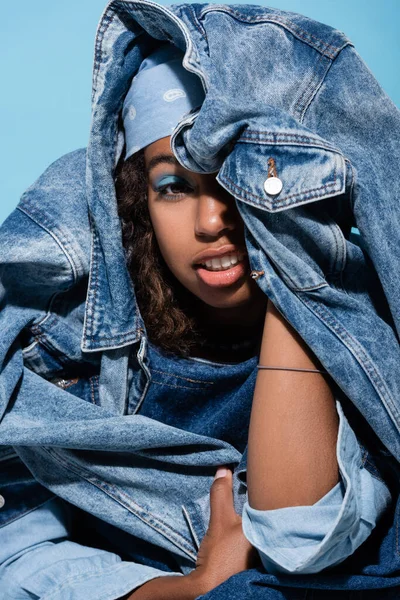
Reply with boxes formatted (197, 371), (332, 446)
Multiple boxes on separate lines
(154, 175), (184, 189)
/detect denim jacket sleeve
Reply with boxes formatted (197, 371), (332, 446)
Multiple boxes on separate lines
(241, 400), (392, 575)
(303, 44), (400, 339)
(0, 149), (89, 423)
(0, 494), (180, 600)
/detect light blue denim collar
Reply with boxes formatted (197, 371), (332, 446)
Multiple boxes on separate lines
(82, 0), (205, 351)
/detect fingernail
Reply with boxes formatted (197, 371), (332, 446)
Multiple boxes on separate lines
(214, 468), (228, 480)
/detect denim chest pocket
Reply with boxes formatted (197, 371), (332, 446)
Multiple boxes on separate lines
(22, 338), (101, 405)
(22, 313), (101, 405)
(218, 135), (348, 292)
(218, 133), (346, 213)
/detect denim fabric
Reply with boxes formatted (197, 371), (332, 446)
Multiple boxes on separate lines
(1, 0), (400, 597)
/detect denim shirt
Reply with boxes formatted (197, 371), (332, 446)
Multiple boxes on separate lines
(1, 0), (400, 598)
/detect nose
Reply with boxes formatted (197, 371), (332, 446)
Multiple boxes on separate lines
(194, 185), (237, 239)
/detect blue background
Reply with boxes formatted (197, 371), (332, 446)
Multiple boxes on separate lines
(1, 0), (399, 224)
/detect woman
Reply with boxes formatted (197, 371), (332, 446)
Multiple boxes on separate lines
(0, 2), (399, 599)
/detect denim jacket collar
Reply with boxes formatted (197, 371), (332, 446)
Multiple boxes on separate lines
(82, 0), (199, 351)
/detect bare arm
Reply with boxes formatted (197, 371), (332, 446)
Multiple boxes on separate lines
(247, 300), (339, 510)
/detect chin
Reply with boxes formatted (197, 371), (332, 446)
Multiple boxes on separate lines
(198, 288), (256, 310)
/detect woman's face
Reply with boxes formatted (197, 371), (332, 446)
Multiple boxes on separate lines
(144, 136), (264, 314)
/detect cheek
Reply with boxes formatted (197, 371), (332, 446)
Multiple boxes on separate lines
(149, 204), (193, 275)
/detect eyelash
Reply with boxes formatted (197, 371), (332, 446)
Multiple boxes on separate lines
(156, 181), (194, 201)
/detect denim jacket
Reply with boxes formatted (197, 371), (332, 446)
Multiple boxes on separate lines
(1, 1), (400, 598)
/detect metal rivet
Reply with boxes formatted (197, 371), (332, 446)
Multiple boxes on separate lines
(0, 495), (5, 509)
(250, 270), (264, 280)
(264, 176), (283, 196)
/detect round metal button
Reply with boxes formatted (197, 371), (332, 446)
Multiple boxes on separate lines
(264, 176), (283, 196)
(0, 495), (5, 509)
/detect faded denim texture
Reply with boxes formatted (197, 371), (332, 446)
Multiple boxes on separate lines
(1, 1), (400, 598)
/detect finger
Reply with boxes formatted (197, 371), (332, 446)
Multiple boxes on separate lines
(208, 467), (237, 530)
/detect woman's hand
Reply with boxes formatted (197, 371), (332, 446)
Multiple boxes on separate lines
(125, 468), (259, 599)
(192, 467), (260, 592)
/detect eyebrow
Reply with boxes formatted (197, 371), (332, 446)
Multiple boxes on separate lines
(146, 154), (180, 175)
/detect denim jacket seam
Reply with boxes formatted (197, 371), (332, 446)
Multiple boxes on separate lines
(43, 447), (197, 560)
(16, 207), (78, 287)
(347, 158), (357, 214)
(41, 561), (147, 600)
(237, 131), (341, 152)
(90, 375), (100, 405)
(187, 3), (209, 46)
(254, 245), (327, 291)
(221, 172), (339, 209)
(92, 6), (117, 102)
(150, 369), (215, 385)
(296, 50), (331, 123)
(299, 295), (400, 428)
(151, 380), (211, 391)
(197, 7), (345, 59)
(83, 217), (99, 344)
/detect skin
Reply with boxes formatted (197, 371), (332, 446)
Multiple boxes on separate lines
(144, 135), (267, 332)
(124, 136), (339, 600)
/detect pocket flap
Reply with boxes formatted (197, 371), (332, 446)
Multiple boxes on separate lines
(217, 133), (346, 212)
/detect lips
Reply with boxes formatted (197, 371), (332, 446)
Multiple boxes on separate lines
(192, 244), (247, 267)
(195, 259), (249, 288)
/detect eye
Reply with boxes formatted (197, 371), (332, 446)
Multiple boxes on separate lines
(152, 175), (194, 200)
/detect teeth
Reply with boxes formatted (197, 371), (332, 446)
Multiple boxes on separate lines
(211, 258), (222, 269)
(221, 256), (232, 268)
(202, 253), (243, 271)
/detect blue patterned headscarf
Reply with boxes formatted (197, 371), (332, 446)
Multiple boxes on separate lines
(122, 44), (205, 160)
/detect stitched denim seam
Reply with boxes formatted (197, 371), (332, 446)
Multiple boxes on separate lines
(296, 49), (329, 122)
(17, 207), (77, 286)
(131, 337), (151, 415)
(252, 244), (327, 292)
(151, 369), (215, 385)
(44, 448), (197, 560)
(238, 132), (340, 152)
(197, 7), (344, 58)
(187, 3), (208, 43)
(46, 448), (197, 557)
(221, 172), (339, 209)
(299, 295), (400, 428)
(83, 222), (139, 347)
(93, 7), (116, 101)
(42, 562), (143, 600)
(396, 499), (400, 557)
(18, 201), (87, 282)
(181, 505), (201, 550)
(151, 381), (210, 391)
(83, 216), (98, 344)
(90, 376), (99, 405)
(268, 258), (326, 292)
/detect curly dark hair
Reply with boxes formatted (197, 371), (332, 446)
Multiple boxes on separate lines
(114, 149), (201, 356)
